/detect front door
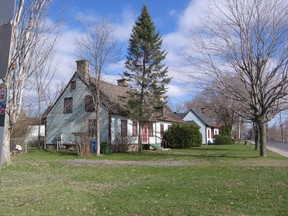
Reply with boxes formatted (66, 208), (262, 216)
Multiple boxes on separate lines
(142, 124), (149, 144)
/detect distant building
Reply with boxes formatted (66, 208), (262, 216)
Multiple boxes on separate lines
(24, 125), (45, 143)
(176, 109), (220, 144)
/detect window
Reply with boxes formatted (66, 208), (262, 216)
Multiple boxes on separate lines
(70, 80), (76, 89)
(160, 124), (164, 137)
(64, 97), (73, 114)
(121, 119), (127, 137)
(132, 121), (138, 136)
(148, 123), (154, 136)
(88, 119), (96, 137)
(85, 95), (95, 112)
(207, 129), (211, 139)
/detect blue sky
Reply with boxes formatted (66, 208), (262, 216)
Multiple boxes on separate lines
(52, 0), (210, 107)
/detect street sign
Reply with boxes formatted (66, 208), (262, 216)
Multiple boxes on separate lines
(0, 0), (15, 25)
(0, 23), (12, 78)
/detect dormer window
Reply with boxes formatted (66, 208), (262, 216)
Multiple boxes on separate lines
(70, 80), (76, 90)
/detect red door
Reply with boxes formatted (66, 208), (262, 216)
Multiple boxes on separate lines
(142, 124), (149, 144)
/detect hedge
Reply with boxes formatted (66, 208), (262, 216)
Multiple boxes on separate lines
(214, 135), (233, 145)
(164, 123), (202, 148)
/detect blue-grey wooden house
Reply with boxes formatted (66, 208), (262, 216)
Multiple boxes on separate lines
(45, 60), (183, 150)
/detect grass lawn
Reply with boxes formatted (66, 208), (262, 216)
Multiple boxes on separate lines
(0, 144), (287, 216)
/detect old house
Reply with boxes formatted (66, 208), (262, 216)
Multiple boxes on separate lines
(176, 108), (220, 144)
(45, 60), (183, 151)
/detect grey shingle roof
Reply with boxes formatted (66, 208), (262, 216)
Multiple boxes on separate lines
(175, 112), (186, 119)
(150, 106), (184, 123)
(191, 108), (219, 128)
(81, 74), (182, 122)
(176, 109), (219, 128)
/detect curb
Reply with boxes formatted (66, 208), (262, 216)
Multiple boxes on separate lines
(268, 147), (288, 158)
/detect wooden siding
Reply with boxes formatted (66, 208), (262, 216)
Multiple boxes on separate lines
(46, 74), (109, 146)
(182, 111), (207, 144)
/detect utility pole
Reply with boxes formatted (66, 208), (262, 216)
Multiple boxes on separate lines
(0, 0), (15, 169)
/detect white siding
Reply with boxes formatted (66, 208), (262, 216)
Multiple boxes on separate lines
(110, 117), (172, 145)
(183, 112), (206, 144)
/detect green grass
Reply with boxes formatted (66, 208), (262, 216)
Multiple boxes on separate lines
(0, 144), (287, 216)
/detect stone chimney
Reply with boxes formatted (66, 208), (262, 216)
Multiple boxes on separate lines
(117, 78), (128, 87)
(76, 60), (89, 82)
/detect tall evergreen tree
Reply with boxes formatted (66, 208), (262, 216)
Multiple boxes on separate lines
(124, 5), (171, 152)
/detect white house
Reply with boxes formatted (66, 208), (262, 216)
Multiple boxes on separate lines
(24, 125), (45, 143)
(176, 109), (220, 144)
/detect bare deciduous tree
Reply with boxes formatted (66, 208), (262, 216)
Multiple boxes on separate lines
(1, 0), (60, 166)
(184, 89), (239, 132)
(186, 0), (288, 156)
(33, 57), (57, 150)
(75, 19), (120, 156)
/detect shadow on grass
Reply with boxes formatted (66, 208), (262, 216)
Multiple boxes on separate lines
(32, 144), (261, 161)
(144, 152), (259, 159)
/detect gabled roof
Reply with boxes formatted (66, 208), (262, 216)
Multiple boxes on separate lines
(47, 71), (181, 123)
(175, 112), (186, 119)
(191, 108), (219, 128)
(176, 109), (219, 128)
(151, 106), (184, 123)
(45, 72), (79, 116)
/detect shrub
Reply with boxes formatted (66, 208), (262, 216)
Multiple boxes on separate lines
(113, 133), (133, 153)
(74, 132), (91, 156)
(100, 140), (110, 154)
(220, 126), (231, 136)
(165, 124), (202, 149)
(214, 135), (233, 145)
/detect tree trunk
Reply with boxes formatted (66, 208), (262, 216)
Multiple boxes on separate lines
(37, 118), (42, 150)
(1, 111), (11, 167)
(96, 106), (100, 156)
(254, 123), (259, 150)
(258, 120), (267, 157)
(138, 122), (143, 153)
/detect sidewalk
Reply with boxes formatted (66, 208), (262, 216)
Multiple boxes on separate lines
(247, 140), (288, 158)
(267, 147), (288, 158)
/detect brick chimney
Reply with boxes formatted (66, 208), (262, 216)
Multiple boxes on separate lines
(117, 78), (128, 87)
(76, 60), (89, 82)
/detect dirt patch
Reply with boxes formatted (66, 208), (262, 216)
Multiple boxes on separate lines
(64, 159), (288, 168)
(65, 159), (202, 167)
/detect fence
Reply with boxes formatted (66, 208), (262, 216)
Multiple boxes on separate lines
(10, 136), (45, 153)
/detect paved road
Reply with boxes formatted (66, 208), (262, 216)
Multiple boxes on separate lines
(268, 141), (288, 158)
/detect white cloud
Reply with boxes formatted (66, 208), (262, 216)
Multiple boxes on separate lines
(167, 84), (187, 98)
(178, 0), (211, 32)
(48, 0), (214, 103)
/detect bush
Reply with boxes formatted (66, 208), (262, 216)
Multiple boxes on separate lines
(113, 133), (133, 153)
(214, 135), (233, 145)
(220, 126), (231, 136)
(164, 124), (202, 149)
(100, 141), (110, 154)
(74, 132), (91, 156)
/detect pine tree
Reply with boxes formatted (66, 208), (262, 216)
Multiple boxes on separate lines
(124, 5), (171, 152)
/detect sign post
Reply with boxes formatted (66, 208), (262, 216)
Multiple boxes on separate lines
(0, 0), (15, 169)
